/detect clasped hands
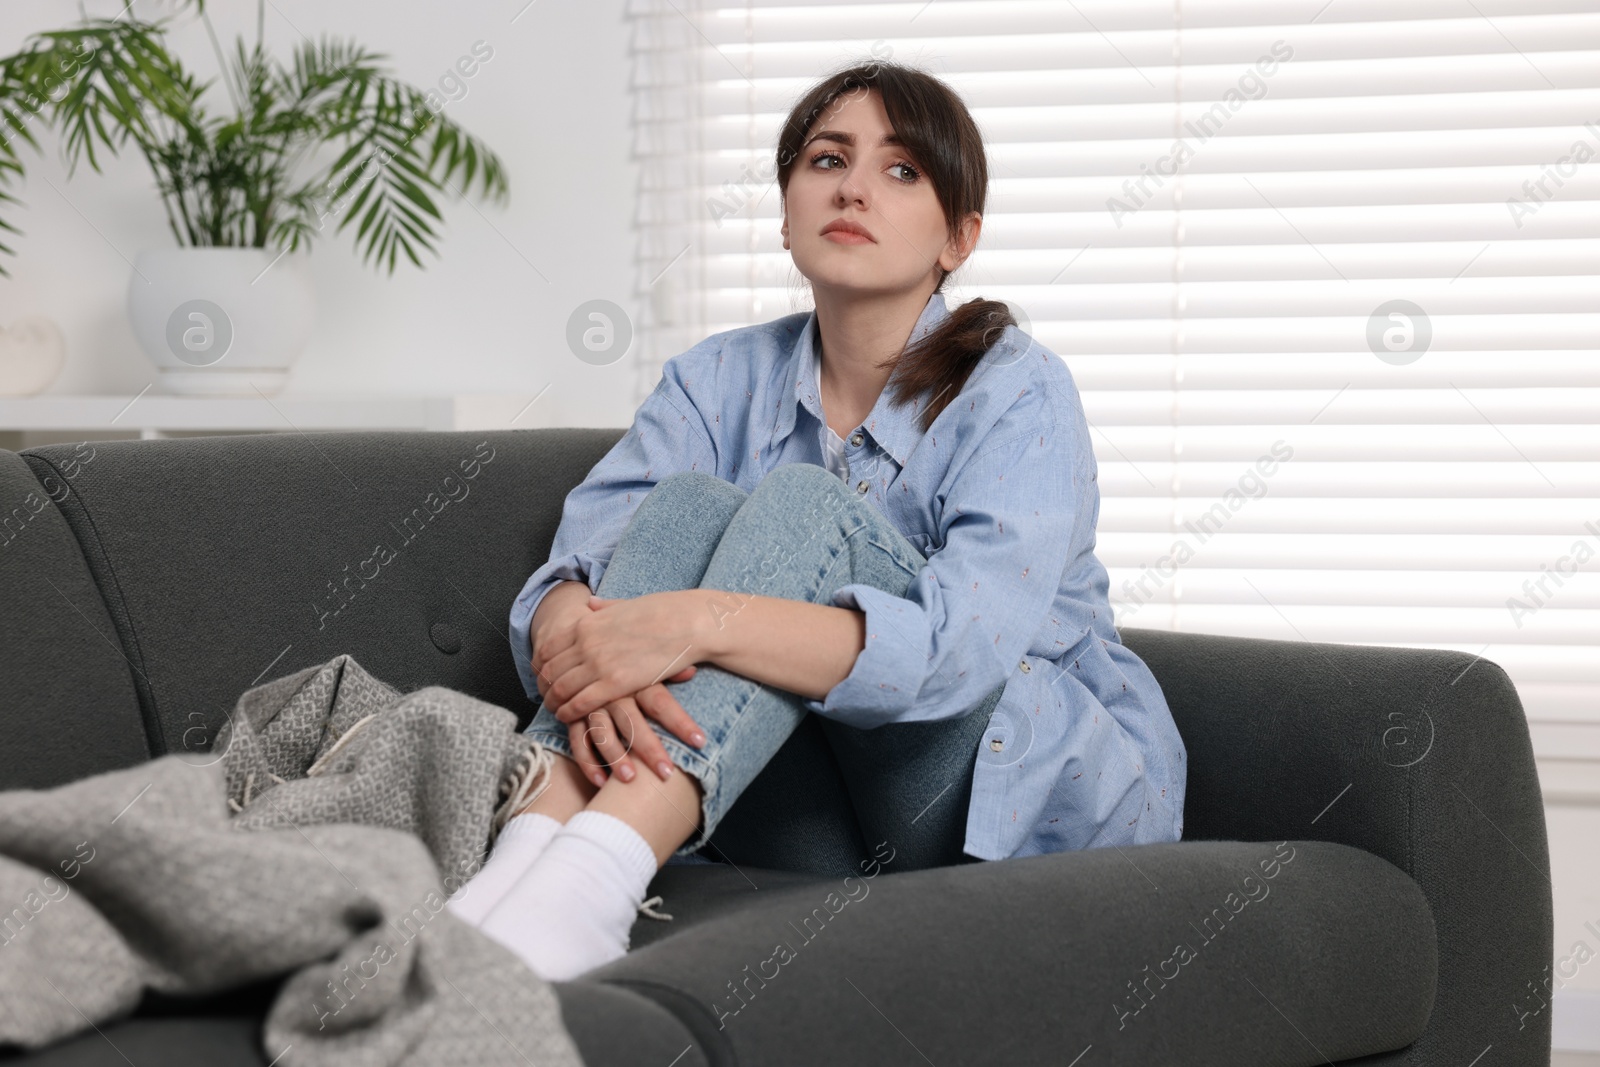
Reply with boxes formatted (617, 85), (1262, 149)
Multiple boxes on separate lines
(531, 589), (714, 789)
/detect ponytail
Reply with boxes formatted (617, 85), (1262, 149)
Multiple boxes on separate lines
(883, 296), (1017, 432)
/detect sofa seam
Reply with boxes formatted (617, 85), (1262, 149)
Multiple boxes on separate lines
(21, 451), (168, 755)
(1406, 651), (1486, 1067)
(599, 976), (738, 1067)
(1406, 667), (1419, 1067)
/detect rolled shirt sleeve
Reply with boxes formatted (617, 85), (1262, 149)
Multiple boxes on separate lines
(509, 350), (719, 704)
(802, 415), (1081, 729)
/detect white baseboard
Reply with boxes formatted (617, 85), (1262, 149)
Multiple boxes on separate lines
(1554, 989), (1600, 1052)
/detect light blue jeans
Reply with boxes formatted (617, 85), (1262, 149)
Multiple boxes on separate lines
(522, 463), (1003, 865)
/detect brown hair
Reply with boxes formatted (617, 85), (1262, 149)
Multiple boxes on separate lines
(775, 60), (1016, 433)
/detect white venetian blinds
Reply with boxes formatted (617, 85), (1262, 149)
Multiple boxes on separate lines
(627, 0), (1600, 801)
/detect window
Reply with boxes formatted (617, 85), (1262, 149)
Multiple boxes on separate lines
(629, 0), (1600, 801)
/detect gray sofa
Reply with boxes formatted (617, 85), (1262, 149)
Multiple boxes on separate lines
(0, 428), (1554, 1066)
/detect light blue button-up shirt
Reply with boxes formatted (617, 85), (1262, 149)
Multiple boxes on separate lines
(509, 291), (1186, 861)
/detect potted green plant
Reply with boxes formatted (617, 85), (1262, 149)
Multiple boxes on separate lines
(0, 0), (508, 395)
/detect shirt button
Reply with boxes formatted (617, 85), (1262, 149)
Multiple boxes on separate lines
(989, 738), (1005, 752)
(855, 479), (869, 494)
(1019, 659), (1031, 673)
(849, 432), (864, 447)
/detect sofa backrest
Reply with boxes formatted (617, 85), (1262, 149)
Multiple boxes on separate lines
(0, 448), (150, 789)
(10, 429), (873, 874)
(17, 430), (616, 756)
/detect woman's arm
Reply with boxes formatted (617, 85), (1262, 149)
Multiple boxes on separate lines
(688, 592), (867, 703)
(539, 589), (867, 720)
(545, 419), (1077, 727)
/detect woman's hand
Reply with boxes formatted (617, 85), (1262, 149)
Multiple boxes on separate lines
(528, 582), (598, 695)
(565, 691), (705, 787)
(539, 591), (712, 720)
(538, 664), (705, 785)
(532, 590), (708, 784)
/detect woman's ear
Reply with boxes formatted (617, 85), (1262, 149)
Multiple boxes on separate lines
(941, 212), (982, 272)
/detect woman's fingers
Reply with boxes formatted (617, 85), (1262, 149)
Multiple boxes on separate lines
(534, 655), (560, 705)
(550, 666), (694, 724)
(560, 689), (703, 786)
(566, 718), (609, 789)
(635, 683), (708, 751)
(584, 703), (638, 783)
(605, 696), (683, 782)
(542, 652), (590, 715)
(551, 671), (602, 724)
(531, 610), (583, 682)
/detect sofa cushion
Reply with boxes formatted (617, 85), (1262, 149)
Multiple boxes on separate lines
(551, 981), (713, 1067)
(0, 1017), (267, 1066)
(0, 982), (713, 1067)
(629, 861), (842, 952)
(586, 839), (1437, 1066)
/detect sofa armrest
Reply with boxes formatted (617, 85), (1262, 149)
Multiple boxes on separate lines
(1119, 627), (1554, 1066)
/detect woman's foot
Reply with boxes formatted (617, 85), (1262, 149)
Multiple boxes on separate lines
(447, 747), (598, 925)
(477, 810), (658, 981)
(445, 811), (564, 926)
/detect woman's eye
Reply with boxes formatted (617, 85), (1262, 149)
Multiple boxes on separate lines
(808, 151), (920, 184)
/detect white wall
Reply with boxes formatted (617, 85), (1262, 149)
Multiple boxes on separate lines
(0, 0), (640, 428)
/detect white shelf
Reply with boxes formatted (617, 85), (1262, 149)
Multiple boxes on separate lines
(0, 393), (551, 438)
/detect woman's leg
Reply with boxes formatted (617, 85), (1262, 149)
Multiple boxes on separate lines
(465, 472), (749, 978)
(600, 461), (999, 867)
(817, 679), (1004, 870)
(521, 461), (1001, 868)
(478, 463), (1002, 981)
(448, 471), (745, 928)
(516, 470), (751, 838)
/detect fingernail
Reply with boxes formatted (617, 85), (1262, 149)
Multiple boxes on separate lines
(691, 732), (706, 747)
(591, 773), (606, 788)
(619, 763), (635, 782)
(657, 761), (673, 779)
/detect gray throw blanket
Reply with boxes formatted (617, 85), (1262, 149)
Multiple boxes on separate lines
(0, 654), (587, 1067)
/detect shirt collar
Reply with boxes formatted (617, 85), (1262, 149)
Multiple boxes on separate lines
(769, 291), (952, 467)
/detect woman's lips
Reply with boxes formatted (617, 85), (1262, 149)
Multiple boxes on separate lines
(822, 230), (874, 244)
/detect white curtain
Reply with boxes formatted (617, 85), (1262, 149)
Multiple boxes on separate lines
(628, 0), (1600, 803)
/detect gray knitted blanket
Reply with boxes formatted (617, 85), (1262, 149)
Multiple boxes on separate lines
(0, 654), (586, 1067)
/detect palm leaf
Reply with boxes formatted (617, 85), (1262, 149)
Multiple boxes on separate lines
(0, 8), (509, 272)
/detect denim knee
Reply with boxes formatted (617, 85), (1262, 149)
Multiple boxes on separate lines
(741, 461), (855, 522)
(648, 469), (747, 512)
(751, 459), (845, 496)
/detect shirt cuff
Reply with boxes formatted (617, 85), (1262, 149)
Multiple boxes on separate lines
(800, 582), (931, 729)
(509, 554), (605, 703)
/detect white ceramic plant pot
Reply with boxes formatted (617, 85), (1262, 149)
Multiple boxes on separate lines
(126, 248), (315, 396)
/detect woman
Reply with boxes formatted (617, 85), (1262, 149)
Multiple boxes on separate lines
(447, 61), (1187, 982)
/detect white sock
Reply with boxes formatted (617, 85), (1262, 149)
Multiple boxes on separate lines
(477, 810), (658, 981)
(445, 813), (563, 926)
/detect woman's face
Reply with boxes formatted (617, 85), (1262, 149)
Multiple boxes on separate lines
(782, 87), (975, 297)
